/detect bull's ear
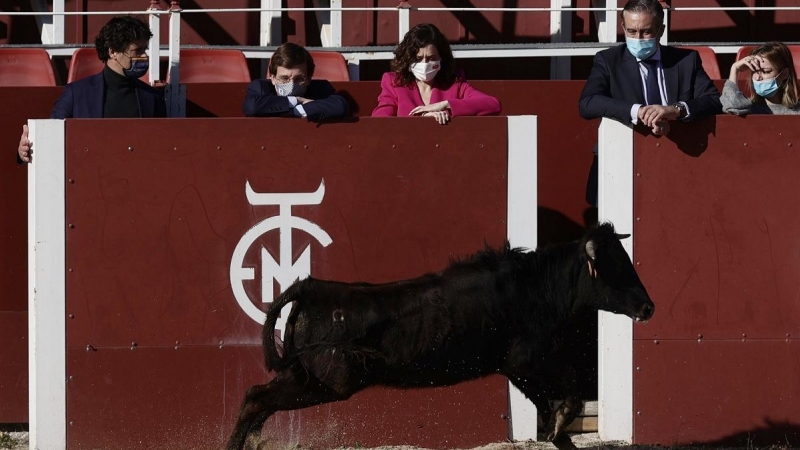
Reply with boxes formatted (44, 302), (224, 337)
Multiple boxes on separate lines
(615, 233), (631, 240)
(585, 240), (597, 260)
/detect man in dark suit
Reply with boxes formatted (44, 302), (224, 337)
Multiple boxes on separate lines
(579, 0), (721, 204)
(242, 43), (349, 121)
(17, 16), (166, 163)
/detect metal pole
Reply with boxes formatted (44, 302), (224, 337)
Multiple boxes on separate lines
(397, 0), (410, 43)
(550, 0), (572, 80)
(167, 0), (185, 117)
(148, 0), (161, 85)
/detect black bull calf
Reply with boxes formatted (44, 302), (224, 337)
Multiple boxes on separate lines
(227, 223), (654, 450)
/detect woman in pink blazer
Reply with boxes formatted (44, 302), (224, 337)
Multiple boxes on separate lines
(372, 23), (501, 124)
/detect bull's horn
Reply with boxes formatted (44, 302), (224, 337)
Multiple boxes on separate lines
(615, 233), (631, 240)
(585, 240), (597, 260)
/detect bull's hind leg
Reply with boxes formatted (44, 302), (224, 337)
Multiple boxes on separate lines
(226, 369), (349, 450)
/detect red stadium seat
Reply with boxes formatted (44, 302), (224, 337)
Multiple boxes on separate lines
(266, 50), (350, 82)
(170, 49), (250, 83)
(0, 48), (56, 86)
(308, 51), (350, 81)
(735, 45), (800, 81)
(678, 46), (721, 80)
(67, 48), (104, 83)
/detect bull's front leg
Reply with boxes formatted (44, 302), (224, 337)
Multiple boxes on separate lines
(545, 396), (583, 441)
(544, 365), (583, 441)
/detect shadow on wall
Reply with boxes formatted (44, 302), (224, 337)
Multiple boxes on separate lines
(665, 116), (717, 158)
(699, 420), (800, 448)
(538, 207), (598, 400)
(538, 206), (592, 247)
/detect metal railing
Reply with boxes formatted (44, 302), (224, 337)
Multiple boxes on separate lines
(5, 0), (800, 115)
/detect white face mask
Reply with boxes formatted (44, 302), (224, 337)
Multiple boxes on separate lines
(409, 61), (441, 82)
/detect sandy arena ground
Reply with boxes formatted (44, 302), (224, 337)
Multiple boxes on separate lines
(2, 431), (794, 450)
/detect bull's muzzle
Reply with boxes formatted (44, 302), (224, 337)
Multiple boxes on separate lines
(635, 302), (655, 322)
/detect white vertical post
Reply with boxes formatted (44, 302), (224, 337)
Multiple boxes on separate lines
(596, 118), (634, 442)
(316, 0), (342, 47)
(167, 4), (185, 117)
(550, 0), (572, 80)
(28, 119), (67, 450)
(397, 1), (411, 42)
(595, 0), (618, 43)
(330, 0), (342, 47)
(261, 0), (283, 46)
(506, 115), (539, 441)
(31, 0), (64, 44)
(148, 3), (162, 85)
(660, 3), (669, 45)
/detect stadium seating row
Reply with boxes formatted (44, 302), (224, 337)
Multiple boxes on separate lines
(0, 48), (350, 86)
(3, 45), (800, 87)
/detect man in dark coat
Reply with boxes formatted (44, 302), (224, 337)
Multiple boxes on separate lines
(242, 42), (349, 121)
(17, 16), (166, 163)
(578, 0), (721, 205)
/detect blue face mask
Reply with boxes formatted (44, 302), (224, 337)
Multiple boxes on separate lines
(753, 70), (784, 98)
(123, 58), (149, 79)
(626, 37), (658, 60)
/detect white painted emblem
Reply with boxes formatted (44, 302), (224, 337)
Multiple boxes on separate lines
(230, 180), (332, 337)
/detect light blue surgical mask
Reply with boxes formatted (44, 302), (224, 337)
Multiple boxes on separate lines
(753, 69), (785, 98)
(123, 58), (149, 79)
(626, 37), (658, 60)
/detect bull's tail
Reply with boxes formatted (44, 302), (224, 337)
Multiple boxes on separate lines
(262, 280), (306, 372)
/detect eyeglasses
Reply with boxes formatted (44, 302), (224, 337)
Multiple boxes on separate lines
(275, 75), (308, 84)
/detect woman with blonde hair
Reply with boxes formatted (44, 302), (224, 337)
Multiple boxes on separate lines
(722, 42), (799, 115)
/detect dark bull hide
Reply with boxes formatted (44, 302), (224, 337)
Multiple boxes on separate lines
(227, 223), (654, 450)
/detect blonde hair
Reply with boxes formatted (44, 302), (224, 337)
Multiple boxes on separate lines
(748, 42), (799, 108)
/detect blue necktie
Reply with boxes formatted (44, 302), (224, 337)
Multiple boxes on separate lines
(642, 59), (661, 105)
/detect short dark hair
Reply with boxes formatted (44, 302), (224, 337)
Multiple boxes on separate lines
(390, 23), (457, 88)
(94, 16), (152, 62)
(621, 0), (664, 28)
(269, 43), (315, 78)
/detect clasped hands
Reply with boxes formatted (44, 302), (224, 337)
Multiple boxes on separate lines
(409, 101), (451, 125)
(638, 104), (680, 136)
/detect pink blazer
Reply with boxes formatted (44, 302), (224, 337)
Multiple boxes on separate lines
(371, 72), (502, 117)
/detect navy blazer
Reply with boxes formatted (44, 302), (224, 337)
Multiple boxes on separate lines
(242, 79), (349, 121)
(579, 45), (721, 124)
(51, 71), (167, 119)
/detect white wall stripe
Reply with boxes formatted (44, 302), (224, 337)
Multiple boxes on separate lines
(596, 118), (635, 442)
(506, 115), (539, 440)
(28, 119), (67, 450)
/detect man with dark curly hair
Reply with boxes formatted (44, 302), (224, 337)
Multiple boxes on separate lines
(242, 42), (349, 121)
(18, 16), (166, 163)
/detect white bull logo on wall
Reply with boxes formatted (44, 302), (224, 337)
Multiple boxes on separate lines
(230, 180), (332, 338)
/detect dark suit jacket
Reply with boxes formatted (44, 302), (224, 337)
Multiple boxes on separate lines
(51, 71), (166, 119)
(242, 79), (349, 120)
(579, 45), (721, 123)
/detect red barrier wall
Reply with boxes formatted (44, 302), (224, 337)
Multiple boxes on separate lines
(61, 117), (512, 449)
(0, 81), (596, 427)
(633, 116), (800, 446)
(0, 87), (62, 423)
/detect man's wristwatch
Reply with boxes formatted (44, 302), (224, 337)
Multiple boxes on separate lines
(672, 102), (687, 119)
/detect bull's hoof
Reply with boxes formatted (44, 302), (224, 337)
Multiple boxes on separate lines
(544, 398), (582, 441)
